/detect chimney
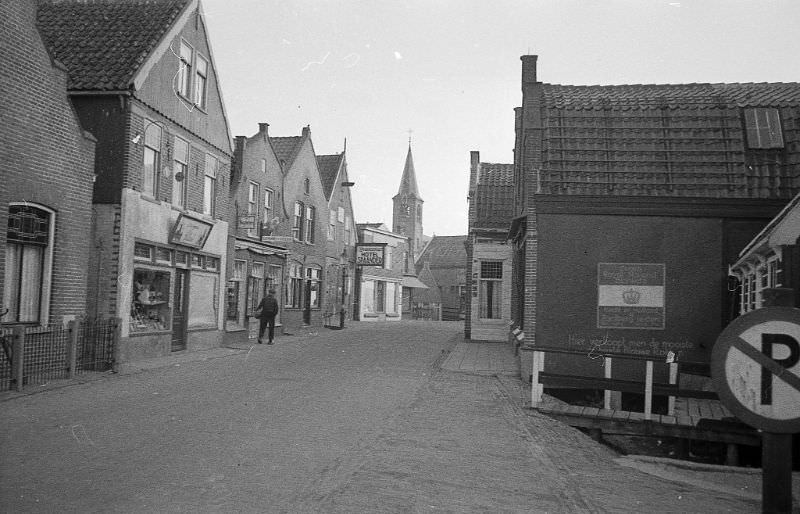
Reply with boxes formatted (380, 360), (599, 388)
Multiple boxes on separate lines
(302, 125), (310, 137)
(521, 54), (538, 87)
(469, 151), (480, 189)
(258, 122), (269, 135)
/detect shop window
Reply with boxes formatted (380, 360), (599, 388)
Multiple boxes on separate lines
(286, 261), (302, 308)
(134, 242), (154, 262)
(175, 251), (188, 267)
(172, 136), (188, 208)
(480, 261), (503, 319)
(188, 272), (218, 328)
(4, 204), (54, 323)
(307, 266), (322, 309)
(206, 257), (218, 272)
(155, 247), (173, 265)
(744, 108), (783, 149)
(227, 260), (246, 322)
(362, 280), (375, 313)
(375, 281), (386, 312)
(131, 269), (171, 332)
(191, 254), (204, 268)
(248, 262), (265, 316)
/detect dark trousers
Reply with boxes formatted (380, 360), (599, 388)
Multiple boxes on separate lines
(259, 315), (276, 342)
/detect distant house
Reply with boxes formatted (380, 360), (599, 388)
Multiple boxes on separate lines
(317, 150), (358, 326)
(2, 0), (96, 326)
(512, 55), (800, 378)
(228, 124), (289, 343)
(38, 0), (233, 362)
(416, 236), (467, 320)
(355, 223), (409, 321)
(269, 127), (330, 330)
(465, 153), (514, 340)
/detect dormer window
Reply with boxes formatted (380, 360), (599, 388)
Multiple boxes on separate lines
(744, 108), (783, 149)
(178, 41), (193, 98)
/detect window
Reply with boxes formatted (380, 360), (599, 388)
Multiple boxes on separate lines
(262, 189), (275, 236)
(304, 178), (310, 194)
(328, 210), (336, 241)
(227, 259), (246, 322)
(178, 41), (192, 98)
(260, 159), (266, 173)
(337, 207), (345, 223)
(293, 202), (304, 241)
(248, 182), (259, 238)
(143, 123), (161, 197)
(386, 282), (397, 313)
(247, 262), (265, 316)
(375, 281), (386, 312)
(4, 204), (54, 323)
(479, 261), (503, 319)
(345, 216), (352, 246)
(194, 54), (208, 109)
(188, 272), (218, 328)
(131, 268), (171, 332)
(305, 206), (315, 243)
(286, 262), (303, 308)
(172, 136), (188, 208)
(384, 246), (392, 270)
(744, 108), (783, 149)
(307, 266), (322, 309)
(362, 280), (374, 313)
(203, 153), (217, 216)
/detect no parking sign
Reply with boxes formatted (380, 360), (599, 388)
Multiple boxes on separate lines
(711, 307), (800, 433)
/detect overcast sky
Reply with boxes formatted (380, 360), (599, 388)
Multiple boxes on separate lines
(201, 0), (800, 236)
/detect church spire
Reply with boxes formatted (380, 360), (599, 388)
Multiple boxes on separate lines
(397, 144), (421, 200)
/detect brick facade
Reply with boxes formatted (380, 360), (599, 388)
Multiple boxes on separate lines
(1, 0), (96, 325)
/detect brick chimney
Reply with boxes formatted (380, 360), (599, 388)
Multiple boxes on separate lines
(469, 151), (480, 189)
(258, 122), (269, 135)
(302, 125), (310, 137)
(521, 55), (538, 87)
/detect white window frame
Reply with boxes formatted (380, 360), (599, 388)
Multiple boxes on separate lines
(293, 202), (304, 241)
(263, 188), (273, 223)
(479, 260), (503, 320)
(305, 206), (315, 244)
(178, 40), (193, 98)
(172, 136), (188, 208)
(247, 182), (259, 238)
(203, 153), (218, 216)
(142, 122), (162, 198)
(3, 203), (55, 324)
(194, 53), (209, 110)
(328, 210), (336, 241)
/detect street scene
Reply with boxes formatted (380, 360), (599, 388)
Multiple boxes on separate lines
(4, 0), (800, 512)
(0, 322), (771, 513)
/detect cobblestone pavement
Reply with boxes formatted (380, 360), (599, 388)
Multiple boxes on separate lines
(0, 322), (768, 513)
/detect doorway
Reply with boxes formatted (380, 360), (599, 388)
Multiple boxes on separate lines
(171, 269), (188, 351)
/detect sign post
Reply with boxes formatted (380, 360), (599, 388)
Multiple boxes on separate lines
(711, 288), (800, 514)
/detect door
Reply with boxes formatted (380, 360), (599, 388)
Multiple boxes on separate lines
(303, 279), (312, 325)
(171, 269), (188, 351)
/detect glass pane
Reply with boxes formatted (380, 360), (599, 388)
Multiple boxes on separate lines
(188, 272), (218, 328)
(131, 268), (172, 332)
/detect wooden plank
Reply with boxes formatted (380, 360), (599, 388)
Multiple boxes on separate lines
(661, 415), (677, 425)
(582, 407), (600, 417)
(644, 360), (653, 420)
(629, 412), (646, 422)
(597, 409), (615, 419)
(676, 415), (693, 427)
(613, 410), (631, 420)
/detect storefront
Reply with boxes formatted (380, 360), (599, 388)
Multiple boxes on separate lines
(359, 274), (402, 321)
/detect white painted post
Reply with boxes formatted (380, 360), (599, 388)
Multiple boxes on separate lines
(668, 362), (678, 416)
(531, 351), (544, 406)
(604, 357), (612, 410)
(644, 360), (654, 420)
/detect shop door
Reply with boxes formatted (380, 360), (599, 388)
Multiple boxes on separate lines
(171, 269), (188, 351)
(303, 280), (312, 325)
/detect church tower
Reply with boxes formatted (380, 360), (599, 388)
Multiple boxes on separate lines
(392, 144), (424, 260)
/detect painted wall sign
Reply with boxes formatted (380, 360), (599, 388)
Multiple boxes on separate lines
(597, 263), (665, 329)
(711, 307), (800, 433)
(356, 244), (386, 266)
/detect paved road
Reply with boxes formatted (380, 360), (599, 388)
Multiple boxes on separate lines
(1, 322), (760, 513)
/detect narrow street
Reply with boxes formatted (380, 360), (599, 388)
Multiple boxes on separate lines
(1, 322), (758, 513)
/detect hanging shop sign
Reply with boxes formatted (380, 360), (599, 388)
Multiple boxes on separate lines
(356, 243), (386, 266)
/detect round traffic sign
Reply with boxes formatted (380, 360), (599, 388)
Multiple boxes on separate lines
(711, 307), (800, 433)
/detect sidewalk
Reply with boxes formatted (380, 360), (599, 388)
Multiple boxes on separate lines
(441, 338), (800, 508)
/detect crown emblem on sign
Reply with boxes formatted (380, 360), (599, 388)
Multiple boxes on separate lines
(622, 289), (641, 305)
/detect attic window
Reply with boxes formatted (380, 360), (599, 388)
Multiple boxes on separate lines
(744, 108), (783, 149)
(304, 178), (310, 194)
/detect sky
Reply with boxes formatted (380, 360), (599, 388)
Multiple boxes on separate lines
(200, 0), (800, 236)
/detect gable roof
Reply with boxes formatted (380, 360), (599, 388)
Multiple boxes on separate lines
(317, 153), (344, 200)
(269, 136), (303, 170)
(416, 235), (466, 269)
(541, 82), (800, 110)
(414, 263), (442, 304)
(395, 145), (421, 200)
(474, 163), (514, 230)
(37, 0), (190, 91)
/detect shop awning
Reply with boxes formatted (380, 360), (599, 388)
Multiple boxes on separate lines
(401, 275), (429, 289)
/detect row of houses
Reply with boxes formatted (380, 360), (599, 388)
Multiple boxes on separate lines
(2, 0), (358, 364)
(464, 55), (800, 383)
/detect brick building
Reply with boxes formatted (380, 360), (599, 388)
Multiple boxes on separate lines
(38, 0), (232, 362)
(269, 127), (330, 330)
(1, 0), (96, 326)
(512, 55), (800, 377)
(465, 152), (514, 340)
(227, 124), (289, 344)
(317, 149), (358, 326)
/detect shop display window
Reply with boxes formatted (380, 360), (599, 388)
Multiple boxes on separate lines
(131, 269), (172, 332)
(189, 272), (218, 328)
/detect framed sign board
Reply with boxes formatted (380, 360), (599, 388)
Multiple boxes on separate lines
(597, 263), (665, 329)
(169, 213), (213, 249)
(356, 243), (387, 266)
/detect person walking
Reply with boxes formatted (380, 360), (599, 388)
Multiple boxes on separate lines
(255, 289), (279, 344)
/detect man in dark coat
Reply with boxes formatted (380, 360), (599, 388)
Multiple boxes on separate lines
(255, 289), (279, 344)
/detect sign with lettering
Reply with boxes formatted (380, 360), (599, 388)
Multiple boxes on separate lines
(238, 215), (256, 229)
(711, 307), (800, 433)
(356, 244), (386, 266)
(597, 263), (665, 329)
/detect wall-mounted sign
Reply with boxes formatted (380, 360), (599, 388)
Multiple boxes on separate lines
(597, 262), (665, 329)
(238, 214), (256, 229)
(169, 213), (213, 249)
(356, 243), (386, 266)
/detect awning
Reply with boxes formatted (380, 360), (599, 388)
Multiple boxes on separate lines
(401, 275), (429, 289)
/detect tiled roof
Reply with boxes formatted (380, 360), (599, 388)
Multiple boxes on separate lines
(317, 154), (343, 200)
(417, 235), (466, 269)
(269, 136), (303, 168)
(415, 264), (441, 304)
(37, 0), (189, 91)
(474, 163), (514, 230)
(542, 82), (800, 109)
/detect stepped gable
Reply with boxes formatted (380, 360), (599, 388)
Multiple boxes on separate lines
(37, 0), (189, 91)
